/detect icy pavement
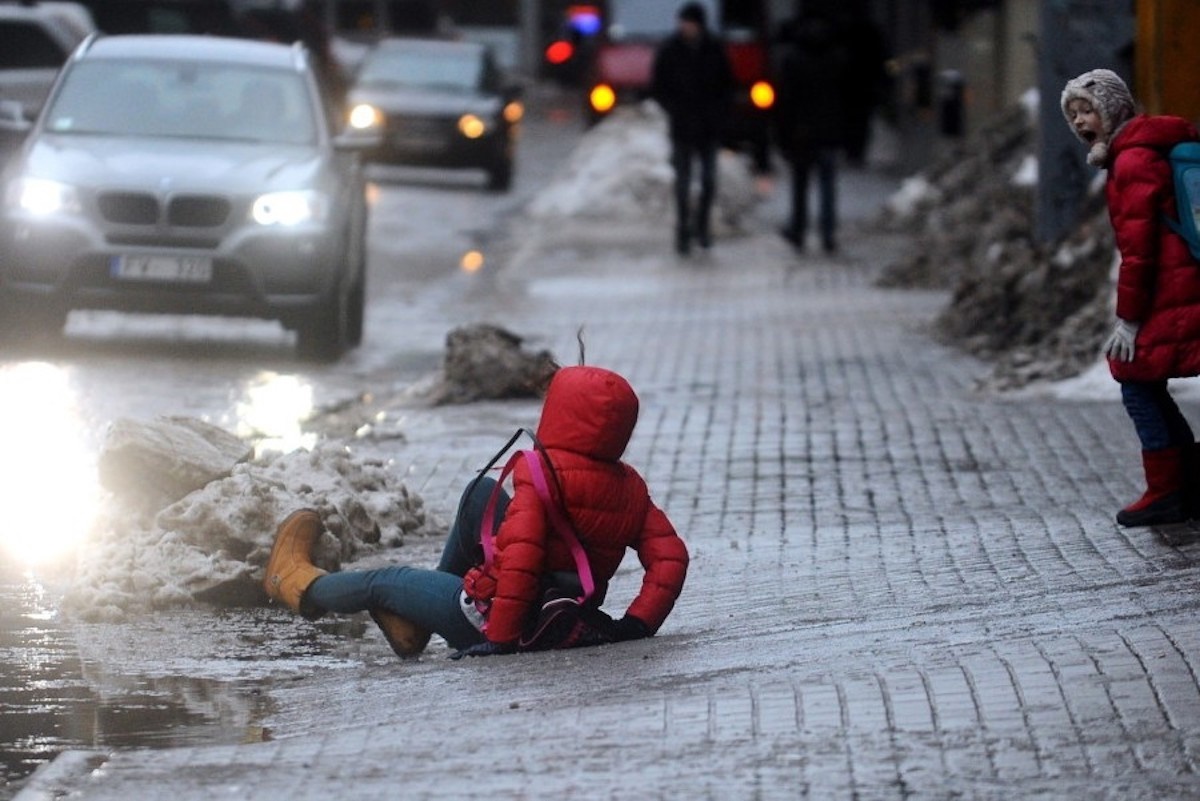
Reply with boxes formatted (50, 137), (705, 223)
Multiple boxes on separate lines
(15, 157), (1200, 799)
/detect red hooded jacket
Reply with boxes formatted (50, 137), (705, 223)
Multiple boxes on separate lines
(1105, 114), (1200, 382)
(465, 366), (689, 644)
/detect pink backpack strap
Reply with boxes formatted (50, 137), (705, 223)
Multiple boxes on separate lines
(477, 449), (595, 603)
(521, 450), (595, 602)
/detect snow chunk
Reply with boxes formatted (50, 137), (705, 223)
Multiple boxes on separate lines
(66, 425), (443, 621)
(1010, 153), (1038, 187)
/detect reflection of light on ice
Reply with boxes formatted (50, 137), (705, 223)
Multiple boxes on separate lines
(0, 362), (98, 566)
(236, 372), (316, 457)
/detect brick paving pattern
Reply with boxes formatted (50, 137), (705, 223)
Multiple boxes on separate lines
(17, 175), (1200, 800)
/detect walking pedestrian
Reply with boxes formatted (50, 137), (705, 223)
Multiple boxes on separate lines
(651, 1), (733, 255)
(262, 365), (690, 656)
(773, 7), (849, 254)
(1061, 69), (1200, 527)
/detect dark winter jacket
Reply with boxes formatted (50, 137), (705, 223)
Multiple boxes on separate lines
(463, 366), (689, 644)
(772, 14), (849, 156)
(651, 31), (733, 143)
(1104, 114), (1200, 382)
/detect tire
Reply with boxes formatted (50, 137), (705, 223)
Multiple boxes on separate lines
(486, 157), (513, 192)
(295, 289), (347, 363)
(346, 274), (365, 348)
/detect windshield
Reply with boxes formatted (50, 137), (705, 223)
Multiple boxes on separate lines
(44, 60), (319, 145)
(357, 46), (483, 93)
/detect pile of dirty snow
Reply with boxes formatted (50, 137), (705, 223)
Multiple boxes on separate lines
(877, 90), (1118, 390)
(65, 417), (443, 621)
(525, 101), (758, 235)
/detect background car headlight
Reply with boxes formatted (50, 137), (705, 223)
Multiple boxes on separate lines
(251, 190), (326, 226)
(348, 103), (382, 130)
(9, 178), (80, 216)
(457, 114), (488, 139)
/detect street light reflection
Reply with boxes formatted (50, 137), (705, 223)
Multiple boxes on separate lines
(236, 372), (316, 457)
(0, 362), (97, 567)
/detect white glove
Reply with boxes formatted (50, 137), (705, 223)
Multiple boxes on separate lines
(1103, 319), (1139, 363)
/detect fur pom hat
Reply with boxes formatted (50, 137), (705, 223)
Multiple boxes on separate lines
(1061, 69), (1135, 166)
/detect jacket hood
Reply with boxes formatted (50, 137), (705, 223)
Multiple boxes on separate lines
(1111, 115), (1200, 161)
(535, 366), (638, 461)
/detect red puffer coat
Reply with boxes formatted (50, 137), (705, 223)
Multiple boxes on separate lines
(465, 366), (689, 645)
(1105, 114), (1200, 382)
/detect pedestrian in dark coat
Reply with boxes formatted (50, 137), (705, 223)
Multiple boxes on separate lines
(651, 1), (733, 255)
(773, 9), (849, 254)
(1061, 68), (1200, 527)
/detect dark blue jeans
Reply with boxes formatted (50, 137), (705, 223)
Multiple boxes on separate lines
(304, 477), (509, 651)
(787, 146), (838, 250)
(671, 137), (718, 238)
(1120, 380), (1194, 451)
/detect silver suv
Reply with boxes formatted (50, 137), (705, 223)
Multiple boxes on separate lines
(0, 34), (377, 360)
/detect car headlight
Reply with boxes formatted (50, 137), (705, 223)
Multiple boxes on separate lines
(457, 114), (489, 139)
(348, 103), (382, 130)
(8, 177), (80, 216)
(251, 190), (327, 226)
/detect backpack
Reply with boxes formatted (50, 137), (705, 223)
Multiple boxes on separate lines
(470, 429), (611, 652)
(1164, 141), (1200, 262)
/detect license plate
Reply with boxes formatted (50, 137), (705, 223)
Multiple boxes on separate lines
(111, 255), (213, 283)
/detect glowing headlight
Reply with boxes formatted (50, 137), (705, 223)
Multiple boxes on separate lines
(10, 178), (79, 215)
(348, 103), (382, 130)
(503, 101), (524, 124)
(457, 114), (488, 139)
(251, 191), (326, 226)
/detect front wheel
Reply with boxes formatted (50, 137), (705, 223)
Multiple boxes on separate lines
(295, 290), (347, 363)
(486, 155), (513, 192)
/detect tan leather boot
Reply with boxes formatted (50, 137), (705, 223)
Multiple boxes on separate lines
(369, 608), (431, 657)
(263, 509), (328, 619)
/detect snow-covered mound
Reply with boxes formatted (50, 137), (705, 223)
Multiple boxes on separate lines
(65, 420), (442, 621)
(526, 101), (758, 233)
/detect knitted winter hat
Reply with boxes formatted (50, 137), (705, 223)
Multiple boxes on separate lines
(1060, 69), (1135, 166)
(678, 2), (706, 26)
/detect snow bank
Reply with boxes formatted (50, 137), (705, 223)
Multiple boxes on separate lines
(525, 101), (758, 233)
(65, 426), (443, 622)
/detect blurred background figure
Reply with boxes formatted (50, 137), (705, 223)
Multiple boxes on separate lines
(651, 1), (733, 256)
(773, 5), (849, 254)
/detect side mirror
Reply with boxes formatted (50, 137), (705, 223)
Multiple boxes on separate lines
(0, 100), (31, 133)
(334, 128), (381, 151)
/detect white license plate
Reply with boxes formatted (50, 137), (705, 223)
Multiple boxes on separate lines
(111, 255), (213, 283)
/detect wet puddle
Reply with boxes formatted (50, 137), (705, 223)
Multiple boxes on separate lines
(0, 569), (364, 801)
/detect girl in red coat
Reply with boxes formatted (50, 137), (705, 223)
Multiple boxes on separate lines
(1062, 69), (1200, 526)
(262, 365), (690, 656)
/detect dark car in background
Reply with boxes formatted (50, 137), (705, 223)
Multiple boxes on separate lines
(0, 34), (376, 360)
(346, 37), (522, 191)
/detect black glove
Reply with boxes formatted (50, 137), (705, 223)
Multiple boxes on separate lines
(607, 614), (651, 643)
(449, 640), (516, 660)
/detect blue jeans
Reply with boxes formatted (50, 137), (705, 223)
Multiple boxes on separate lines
(671, 137), (718, 238)
(787, 146), (838, 250)
(1120, 380), (1194, 451)
(304, 476), (509, 651)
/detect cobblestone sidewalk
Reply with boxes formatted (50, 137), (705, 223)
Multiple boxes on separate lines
(17, 170), (1200, 800)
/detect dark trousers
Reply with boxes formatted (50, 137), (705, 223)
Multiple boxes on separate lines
(671, 137), (718, 243)
(1121, 380), (1194, 451)
(786, 146), (838, 251)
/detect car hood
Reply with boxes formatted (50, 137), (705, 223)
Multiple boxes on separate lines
(21, 134), (329, 194)
(348, 86), (500, 118)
